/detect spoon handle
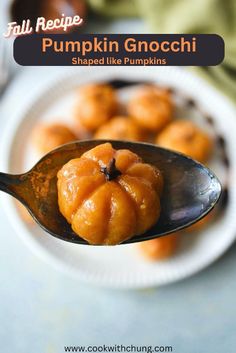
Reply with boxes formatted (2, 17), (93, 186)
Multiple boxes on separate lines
(0, 172), (23, 199)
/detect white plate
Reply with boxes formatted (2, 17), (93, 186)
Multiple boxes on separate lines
(1, 66), (236, 289)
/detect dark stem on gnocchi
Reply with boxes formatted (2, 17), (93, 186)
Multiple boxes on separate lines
(101, 158), (122, 181)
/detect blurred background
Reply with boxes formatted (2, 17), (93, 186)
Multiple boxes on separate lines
(0, 1), (236, 353)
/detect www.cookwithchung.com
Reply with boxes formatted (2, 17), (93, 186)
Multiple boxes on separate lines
(64, 345), (173, 352)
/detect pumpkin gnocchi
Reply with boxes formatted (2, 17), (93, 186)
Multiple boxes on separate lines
(57, 143), (163, 245)
(138, 233), (180, 260)
(156, 120), (213, 163)
(32, 123), (77, 155)
(74, 83), (118, 131)
(128, 86), (173, 132)
(94, 116), (146, 142)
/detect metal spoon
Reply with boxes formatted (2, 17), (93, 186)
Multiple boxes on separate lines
(0, 140), (221, 245)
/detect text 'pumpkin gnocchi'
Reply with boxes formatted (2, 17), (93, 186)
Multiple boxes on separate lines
(57, 143), (163, 245)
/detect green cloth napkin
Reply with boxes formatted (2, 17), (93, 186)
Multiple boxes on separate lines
(87, 0), (236, 102)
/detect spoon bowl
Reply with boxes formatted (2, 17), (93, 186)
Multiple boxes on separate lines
(0, 140), (221, 245)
